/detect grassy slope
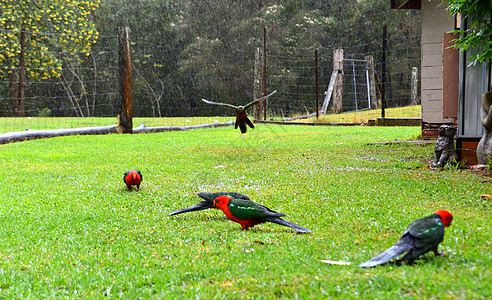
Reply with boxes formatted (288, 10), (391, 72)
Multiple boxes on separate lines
(0, 125), (490, 299)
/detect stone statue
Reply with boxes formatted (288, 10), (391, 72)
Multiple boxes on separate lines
(431, 124), (458, 168)
(477, 88), (492, 164)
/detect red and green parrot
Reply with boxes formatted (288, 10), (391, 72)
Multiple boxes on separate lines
(359, 210), (453, 268)
(201, 90), (277, 133)
(123, 170), (142, 191)
(213, 195), (311, 233)
(169, 192), (251, 216)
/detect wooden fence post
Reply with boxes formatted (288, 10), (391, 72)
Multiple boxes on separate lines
(381, 25), (387, 120)
(263, 27), (267, 120)
(119, 26), (133, 133)
(315, 49), (319, 119)
(365, 55), (378, 109)
(333, 48), (343, 113)
(411, 67), (419, 105)
(253, 47), (263, 120)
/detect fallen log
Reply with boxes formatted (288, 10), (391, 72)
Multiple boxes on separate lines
(132, 121), (234, 133)
(0, 121), (235, 145)
(0, 125), (120, 144)
(281, 113), (316, 121)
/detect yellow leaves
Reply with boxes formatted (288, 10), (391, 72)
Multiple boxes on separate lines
(0, 0), (99, 80)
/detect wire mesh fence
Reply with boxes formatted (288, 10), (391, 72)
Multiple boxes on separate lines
(0, 25), (421, 135)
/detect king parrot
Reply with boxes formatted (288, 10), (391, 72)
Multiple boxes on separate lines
(359, 210), (453, 268)
(169, 192), (251, 216)
(201, 90), (277, 133)
(123, 170), (142, 191)
(213, 195), (311, 233)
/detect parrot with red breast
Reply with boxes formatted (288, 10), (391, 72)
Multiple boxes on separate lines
(359, 210), (453, 268)
(123, 170), (142, 191)
(213, 194), (311, 233)
(201, 90), (277, 133)
(169, 192), (251, 216)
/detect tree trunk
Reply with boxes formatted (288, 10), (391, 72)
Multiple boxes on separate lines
(14, 29), (27, 117)
(9, 72), (18, 116)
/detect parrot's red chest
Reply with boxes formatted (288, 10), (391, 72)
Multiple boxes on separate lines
(124, 170), (142, 191)
(125, 175), (141, 185)
(222, 208), (262, 230)
(235, 111), (248, 119)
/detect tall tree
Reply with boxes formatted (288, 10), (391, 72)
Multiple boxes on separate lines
(95, 0), (182, 117)
(0, 0), (99, 116)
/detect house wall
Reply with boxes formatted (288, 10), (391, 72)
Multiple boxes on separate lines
(421, 0), (455, 126)
(457, 33), (488, 139)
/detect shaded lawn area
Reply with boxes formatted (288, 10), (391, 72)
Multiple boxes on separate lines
(0, 125), (490, 298)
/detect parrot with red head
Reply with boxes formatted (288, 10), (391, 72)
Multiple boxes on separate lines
(201, 90), (276, 133)
(123, 170), (142, 191)
(213, 194), (311, 233)
(169, 192), (251, 216)
(359, 210), (453, 268)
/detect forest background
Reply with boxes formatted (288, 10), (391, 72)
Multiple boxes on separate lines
(0, 0), (421, 120)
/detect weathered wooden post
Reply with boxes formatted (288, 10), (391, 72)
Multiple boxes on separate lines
(315, 49), (319, 119)
(411, 67), (419, 105)
(119, 26), (133, 133)
(381, 25), (387, 120)
(333, 49), (343, 113)
(263, 27), (267, 120)
(364, 55), (377, 109)
(253, 47), (263, 120)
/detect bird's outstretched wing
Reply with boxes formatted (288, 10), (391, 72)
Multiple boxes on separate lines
(242, 90), (277, 110)
(201, 90), (277, 110)
(201, 98), (238, 109)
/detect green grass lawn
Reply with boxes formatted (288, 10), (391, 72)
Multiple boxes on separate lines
(0, 116), (234, 134)
(0, 125), (490, 298)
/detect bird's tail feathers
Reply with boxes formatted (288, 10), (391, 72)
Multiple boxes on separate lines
(245, 117), (255, 130)
(169, 202), (214, 216)
(359, 235), (414, 268)
(237, 120), (247, 133)
(263, 217), (312, 233)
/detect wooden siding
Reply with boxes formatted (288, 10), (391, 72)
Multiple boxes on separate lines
(442, 32), (459, 119)
(421, 0), (455, 124)
(456, 139), (480, 165)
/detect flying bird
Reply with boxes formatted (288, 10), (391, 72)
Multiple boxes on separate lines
(123, 170), (142, 191)
(359, 210), (453, 268)
(169, 192), (251, 216)
(201, 90), (277, 133)
(213, 194), (311, 233)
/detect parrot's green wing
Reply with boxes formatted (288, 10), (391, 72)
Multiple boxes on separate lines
(406, 214), (445, 249)
(201, 98), (238, 109)
(227, 198), (284, 220)
(243, 90), (277, 110)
